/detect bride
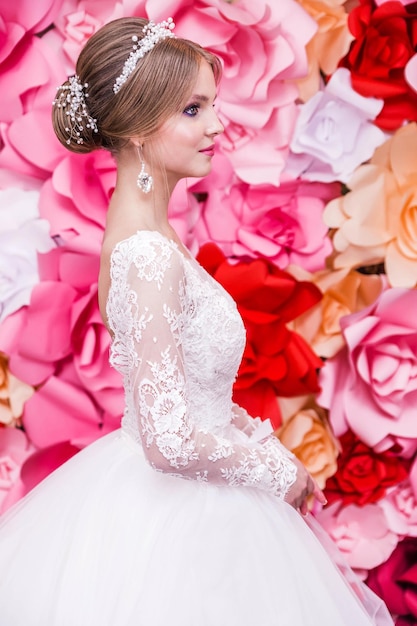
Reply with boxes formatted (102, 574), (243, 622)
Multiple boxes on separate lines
(0, 16), (393, 626)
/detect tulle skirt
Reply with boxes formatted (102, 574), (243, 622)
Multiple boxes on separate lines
(0, 429), (393, 625)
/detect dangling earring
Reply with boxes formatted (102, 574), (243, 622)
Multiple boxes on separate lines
(136, 145), (153, 194)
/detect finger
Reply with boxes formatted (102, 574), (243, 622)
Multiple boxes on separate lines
(299, 500), (309, 516)
(313, 481), (327, 505)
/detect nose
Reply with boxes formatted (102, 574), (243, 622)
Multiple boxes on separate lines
(208, 108), (224, 137)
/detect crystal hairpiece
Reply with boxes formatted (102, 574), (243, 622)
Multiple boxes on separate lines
(53, 75), (98, 145)
(113, 18), (175, 94)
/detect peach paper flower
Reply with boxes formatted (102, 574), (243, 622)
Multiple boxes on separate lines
(295, 0), (354, 100)
(288, 265), (386, 358)
(0, 353), (34, 427)
(276, 395), (339, 488)
(318, 287), (417, 456)
(324, 122), (417, 287)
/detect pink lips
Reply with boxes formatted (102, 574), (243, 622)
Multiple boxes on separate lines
(199, 144), (215, 156)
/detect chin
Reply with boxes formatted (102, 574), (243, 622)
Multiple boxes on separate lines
(194, 163), (213, 177)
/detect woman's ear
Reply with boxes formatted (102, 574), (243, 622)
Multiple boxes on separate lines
(129, 137), (142, 149)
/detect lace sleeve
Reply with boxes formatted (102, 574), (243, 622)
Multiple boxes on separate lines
(231, 403), (263, 437)
(110, 238), (297, 499)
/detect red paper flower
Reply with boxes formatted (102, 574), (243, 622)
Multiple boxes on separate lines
(367, 537), (417, 624)
(339, 0), (417, 130)
(197, 243), (323, 427)
(325, 430), (410, 506)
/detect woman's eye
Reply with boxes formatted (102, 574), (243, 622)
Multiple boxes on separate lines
(183, 104), (200, 117)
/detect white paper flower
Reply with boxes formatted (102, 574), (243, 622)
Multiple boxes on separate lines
(285, 68), (386, 183)
(0, 187), (55, 323)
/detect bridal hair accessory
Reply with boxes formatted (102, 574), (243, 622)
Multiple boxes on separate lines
(53, 75), (98, 145)
(137, 146), (153, 193)
(113, 18), (175, 94)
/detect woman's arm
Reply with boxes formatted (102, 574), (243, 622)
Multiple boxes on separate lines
(109, 237), (317, 504)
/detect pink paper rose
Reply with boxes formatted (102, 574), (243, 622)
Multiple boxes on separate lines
(0, 34), (69, 181)
(0, 1), (62, 38)
(318, 288), (417, 456)
(22, 361), (120, 450)
(0, 4), (69, 166)
(405, 52), (417, 94)
(39, 150), (116, 241)
(70, 281), (124, 417)
(315, 501), (398, 574)
(379, 460), (417, 537)
(0, 436), (82, 515)
(0, 427), (35, 513)
(0, 108), (65, 183)
(192, 156), (338, 271)
(380, 480), (417, 539)
(0, 0), (62, 70)
(367, 538), (417, 625)
(0, 33), (58, 122)
(0, 237), (123, 449)
(54, 0), (124, 65)
(285, 68), (386, 183)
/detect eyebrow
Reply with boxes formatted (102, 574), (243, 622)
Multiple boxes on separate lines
(188, 94), (216, 102)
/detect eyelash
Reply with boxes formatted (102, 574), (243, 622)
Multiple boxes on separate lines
(183, 103), (200, 117)
(183, 102), (218, 117)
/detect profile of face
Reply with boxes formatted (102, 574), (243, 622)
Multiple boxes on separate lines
(147, 60), (224, 187)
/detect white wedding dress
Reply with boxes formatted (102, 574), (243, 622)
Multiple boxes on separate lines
(0, 231), (393, 625)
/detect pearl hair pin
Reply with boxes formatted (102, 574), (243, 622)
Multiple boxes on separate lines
(113, 18), (175, 94)
(53, 75), (98, 145)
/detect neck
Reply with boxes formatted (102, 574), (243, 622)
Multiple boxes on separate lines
(107, 147), (177, 238)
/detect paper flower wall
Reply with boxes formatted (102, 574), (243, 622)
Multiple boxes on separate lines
(1, 1), (417, 622)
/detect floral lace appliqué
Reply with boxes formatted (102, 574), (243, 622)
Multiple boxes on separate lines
(107, 231), (297, 500)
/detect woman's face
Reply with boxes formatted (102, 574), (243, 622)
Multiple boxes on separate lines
(150, 60), (224, 186)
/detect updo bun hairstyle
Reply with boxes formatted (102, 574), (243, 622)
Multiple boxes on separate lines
(52, 17), (222, 155)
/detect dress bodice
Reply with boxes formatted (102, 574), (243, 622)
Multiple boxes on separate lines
(106, 230), (296, 497)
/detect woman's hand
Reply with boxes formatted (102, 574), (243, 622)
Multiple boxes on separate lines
(284, 456), (327, 515)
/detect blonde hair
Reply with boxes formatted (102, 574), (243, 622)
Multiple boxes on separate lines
(52, 17), (222, 154)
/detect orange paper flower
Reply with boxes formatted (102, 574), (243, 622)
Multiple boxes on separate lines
(288, 265), (386, 358)
(276, 395), (339, 488)
(296, 0), (353, 100)
(324, 123), (417, 288)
